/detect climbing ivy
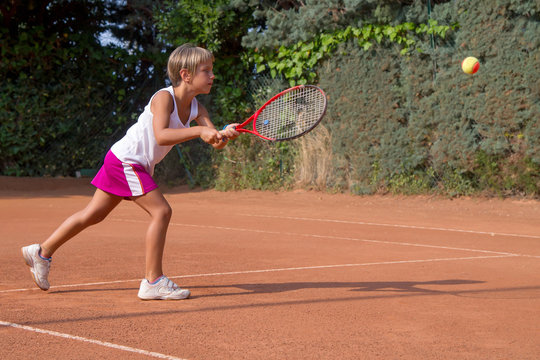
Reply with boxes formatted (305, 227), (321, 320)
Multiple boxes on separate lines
(250, 20), (456, 85)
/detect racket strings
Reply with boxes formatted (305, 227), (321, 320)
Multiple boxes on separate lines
(256, 86), (326, 140)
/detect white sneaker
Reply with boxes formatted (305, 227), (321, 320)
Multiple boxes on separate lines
(21, 244), (51, 291)
(138, 275), (190, 300)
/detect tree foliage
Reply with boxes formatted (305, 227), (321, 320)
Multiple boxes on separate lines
(0, 0), (164, 176)
(1, 0), (538, 197)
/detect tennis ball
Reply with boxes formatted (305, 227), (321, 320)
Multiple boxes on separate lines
(461, 56), (480, 74)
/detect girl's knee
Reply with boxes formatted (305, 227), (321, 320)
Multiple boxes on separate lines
(163, 204), (172, 220)
(154, 204), (172, 221)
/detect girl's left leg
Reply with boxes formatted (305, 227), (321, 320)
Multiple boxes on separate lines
(131, 188), (172, 282)
(132, 189), (190, 300)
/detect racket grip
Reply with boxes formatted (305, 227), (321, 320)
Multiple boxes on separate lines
(221, 125), (228, 142)
(221, 124), (239, 142)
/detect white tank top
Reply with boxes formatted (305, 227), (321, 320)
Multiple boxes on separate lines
(111, 86), (198, 175)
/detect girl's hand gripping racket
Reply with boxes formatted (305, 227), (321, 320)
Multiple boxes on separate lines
(230, 85), (327, 141)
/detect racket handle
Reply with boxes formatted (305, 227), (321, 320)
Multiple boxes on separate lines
(221, 124), (240, 142)
(221, 125), (248, 142)
(221, 125), (229, 142)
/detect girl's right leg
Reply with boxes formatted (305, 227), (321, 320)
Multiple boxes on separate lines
(22, 189), (122, 290)
(40, 188), (123, 257)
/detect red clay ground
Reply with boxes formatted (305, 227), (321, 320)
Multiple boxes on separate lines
(1, 176), (539, 359)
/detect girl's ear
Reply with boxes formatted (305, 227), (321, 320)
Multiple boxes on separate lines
(180, 69), (191, 83)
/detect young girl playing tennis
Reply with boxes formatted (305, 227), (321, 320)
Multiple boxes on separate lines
(21, 43), (239, 300)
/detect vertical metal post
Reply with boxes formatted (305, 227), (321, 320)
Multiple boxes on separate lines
(279, 146), (283, 180)
(427, 0), (437, 81)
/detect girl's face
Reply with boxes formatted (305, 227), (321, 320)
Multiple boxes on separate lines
(192, 60), (215, 94)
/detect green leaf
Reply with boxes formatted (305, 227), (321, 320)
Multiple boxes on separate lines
(321, 35), (334, 46)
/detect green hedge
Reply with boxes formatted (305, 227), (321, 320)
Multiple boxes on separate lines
(314, 0), (539, 196)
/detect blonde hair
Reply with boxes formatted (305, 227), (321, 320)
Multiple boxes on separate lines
(167, 44), (214, 87)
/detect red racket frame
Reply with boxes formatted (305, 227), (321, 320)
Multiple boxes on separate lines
(234, 85), (326, 141)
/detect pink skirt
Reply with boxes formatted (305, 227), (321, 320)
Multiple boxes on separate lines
(91, 150), (158, 197)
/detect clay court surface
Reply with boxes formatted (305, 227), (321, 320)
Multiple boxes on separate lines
(0, 176), (539, 359)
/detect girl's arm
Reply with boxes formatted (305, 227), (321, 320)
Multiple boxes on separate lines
(151, 91), (222, 146)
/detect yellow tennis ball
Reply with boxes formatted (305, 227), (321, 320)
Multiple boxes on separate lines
(461, 56), (480, 74)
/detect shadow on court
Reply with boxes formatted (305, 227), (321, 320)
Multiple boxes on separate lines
(46, 279), (481, 296)
(18, 282), (540, 328)
(190, 279), (485, 297)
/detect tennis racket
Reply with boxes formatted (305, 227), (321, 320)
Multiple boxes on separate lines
(228, 85), (327, 141)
